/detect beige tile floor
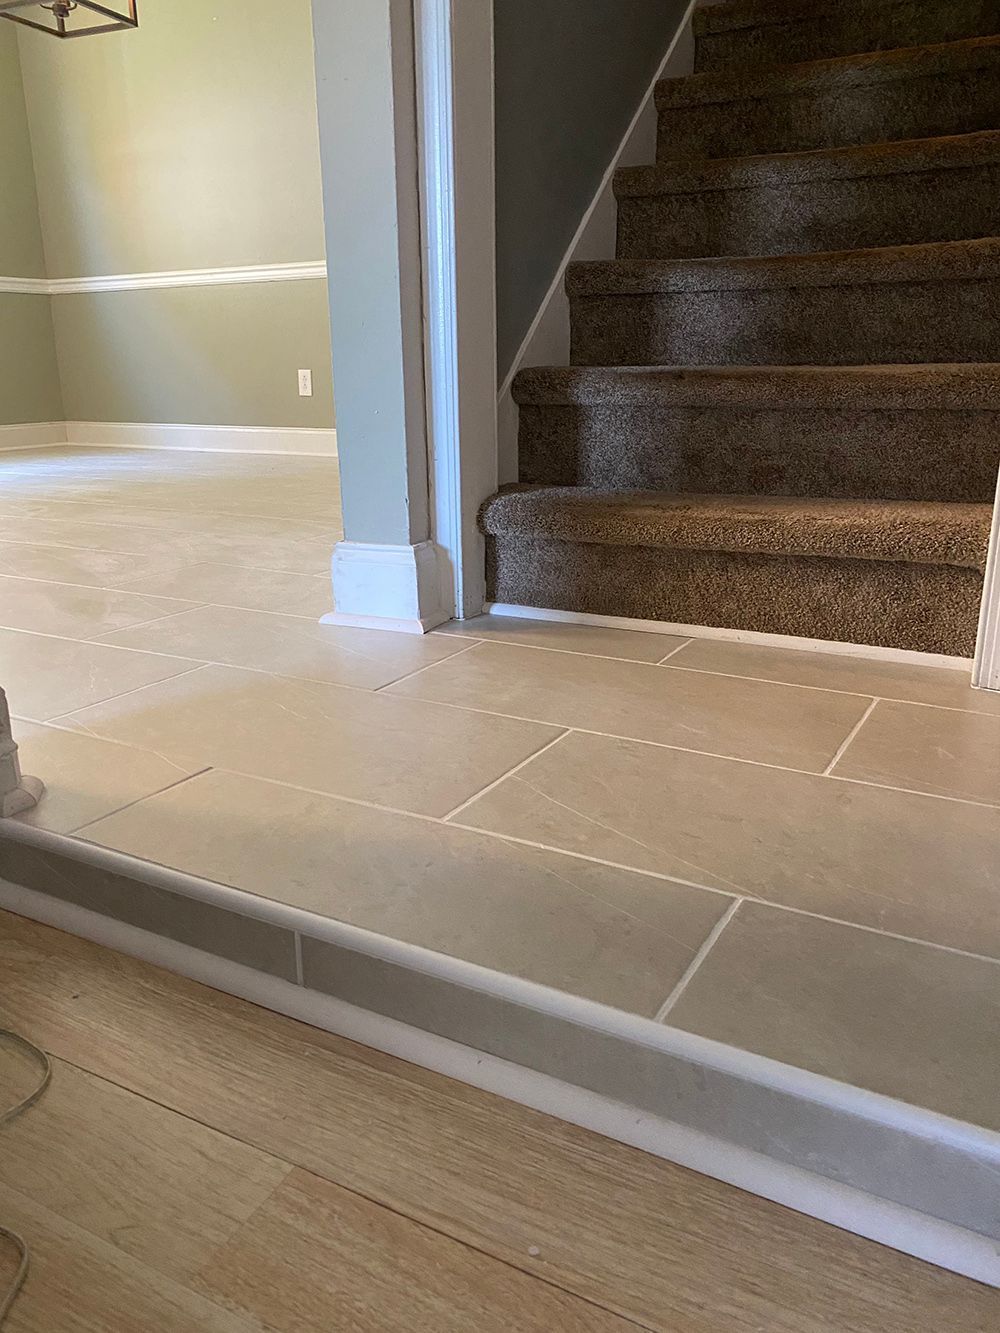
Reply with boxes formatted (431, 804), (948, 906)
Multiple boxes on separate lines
(3, 446), (1000, 1129)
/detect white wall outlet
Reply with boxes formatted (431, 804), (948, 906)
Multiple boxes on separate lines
(298, 368), (313, 397)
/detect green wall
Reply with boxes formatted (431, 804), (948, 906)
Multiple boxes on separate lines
(10, 0), (333, 430)
(53, 281), (333, 429)
(0, 27), (63, 425)
(0, 293), (64, 426)
(493, 0), (689, 378)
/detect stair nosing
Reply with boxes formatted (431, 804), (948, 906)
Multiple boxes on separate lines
(615, 131), (1000, 199)
(566, 237), (1000, 297)
(481, 488), (993, 570)
(655, 33), (1000, 111)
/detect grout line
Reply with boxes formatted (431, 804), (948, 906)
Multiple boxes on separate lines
(67, 767), (214, 835)
(293, 932), (305, 986)
(654, 898), (744, 1024)
(81, 607), (216, 642)
(656, 638), (694, 665)
(26, 739), (1000, 972)
(439, 730), (574, 823)
(372, 638), (482, 692)
(429, 632), (693, 668)
(42, 663), (213, 724)
(823, 698), (880, 777)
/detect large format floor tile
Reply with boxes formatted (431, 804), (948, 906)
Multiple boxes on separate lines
(82, 768), (732, 1014)
(0, 573), (198, 638)
(389, 641), (872, 772)
(117, 561), (333, 617)
(1, 626), (199, 720)
(0, 540), (184, 589)
(0, 514), (334, 575)
(434, 614), (687, 663)
(667, 902), (1000, 1132)
(11, 720), (201, 834)
(97, 604), (472, 690)
(63, 666), (562, 818)
(832, 700), (1000, 806)
(455, 731), (1000, 960)
(667, 640), (1000, 714)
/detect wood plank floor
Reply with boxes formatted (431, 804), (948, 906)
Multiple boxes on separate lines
(0, 909), (996, 1332)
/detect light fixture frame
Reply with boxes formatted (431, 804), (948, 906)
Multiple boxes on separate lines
(0, 0), (138, 39)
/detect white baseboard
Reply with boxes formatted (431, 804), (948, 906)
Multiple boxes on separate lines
(2, 874), (997, 1290)
(495, 4), (697, 481)
(64, 421), (338, 457)
(323, 540), (450, 634)
(484, 603), (975, 671)
(0, 421), (68, 451)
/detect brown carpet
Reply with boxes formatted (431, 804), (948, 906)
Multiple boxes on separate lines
(482, 3), (1000, 655)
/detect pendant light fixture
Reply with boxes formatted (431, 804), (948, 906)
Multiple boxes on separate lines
(0, 0), (138, 39)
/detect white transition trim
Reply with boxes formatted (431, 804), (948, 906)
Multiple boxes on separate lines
(0, 422), (67, 451)
(973, 465), (1000, 690)
(485, 602), (975, 671)
(64, 421), (338, 457)
(323, 540), (449, 634)
(495, 2), (697, 481)
(1, 261), (328, 297)
(1, 875), (997, 1290)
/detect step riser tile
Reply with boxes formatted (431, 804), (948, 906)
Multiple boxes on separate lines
(517, 404), (1000, 500)
(617, 163), (1000, 261)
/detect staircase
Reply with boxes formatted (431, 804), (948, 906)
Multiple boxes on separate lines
(481, 0), (1000, 657)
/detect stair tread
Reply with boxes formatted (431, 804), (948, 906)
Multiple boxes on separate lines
(656, 33), (1000, 110)
(617, 130), (1000, 198)
(567, 236), (1000, 296)
(513, 363), (1000, 409)
(480, 487), (992, 570)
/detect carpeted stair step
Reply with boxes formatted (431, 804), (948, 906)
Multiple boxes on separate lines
(693, 0), (1000, 75)
(617, 131), (1000, 261)
(657, 36), (1000, 160)
(513, 364), (1000, 501)
(480, 487), (991, 655)
(568, 237), (1000, 367)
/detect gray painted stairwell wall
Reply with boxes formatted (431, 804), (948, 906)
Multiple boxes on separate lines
(493, 0), (690, 380)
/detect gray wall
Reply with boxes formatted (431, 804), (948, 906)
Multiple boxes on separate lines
(494, 0), (689, 378)
(0, 27), (63, 426)
(12, 0), (333, 430)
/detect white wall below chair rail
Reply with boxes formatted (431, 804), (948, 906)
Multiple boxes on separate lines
(0, 261), (328, 297)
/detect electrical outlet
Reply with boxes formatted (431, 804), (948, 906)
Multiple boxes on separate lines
(298, 368), (313, 397)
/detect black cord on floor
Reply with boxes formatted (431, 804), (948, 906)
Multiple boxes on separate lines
(0, 1030), (51, 1326)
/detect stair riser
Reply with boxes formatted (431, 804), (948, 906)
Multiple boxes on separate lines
(657, 68), (1000, 159)
(570, 277), (1000, 367)
(694, 3), (1000, 74)
(518, 404), (1000, 502)
(486, 537), (982, 656)
(617, 163), (1000, 261)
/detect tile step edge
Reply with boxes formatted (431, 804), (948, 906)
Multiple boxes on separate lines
(0, 821), (997, 1287)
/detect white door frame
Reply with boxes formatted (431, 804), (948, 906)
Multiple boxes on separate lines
(416, 0), (498, 622)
